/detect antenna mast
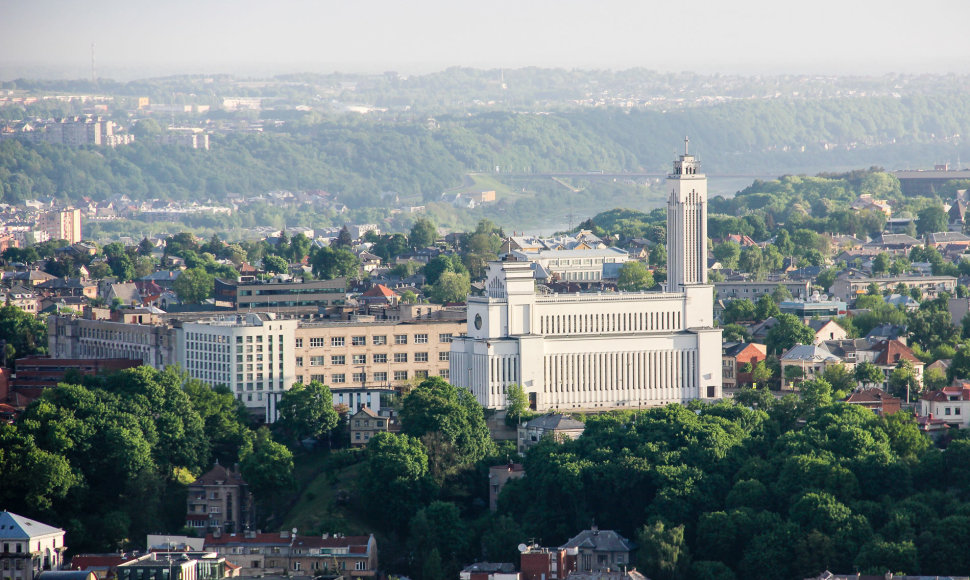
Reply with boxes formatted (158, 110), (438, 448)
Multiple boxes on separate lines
(91, 43), (97, 85)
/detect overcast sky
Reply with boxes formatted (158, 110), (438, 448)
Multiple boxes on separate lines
(2, 0), (969, 80)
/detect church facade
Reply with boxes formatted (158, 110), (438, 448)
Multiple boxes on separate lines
(450, 144), (722, 411)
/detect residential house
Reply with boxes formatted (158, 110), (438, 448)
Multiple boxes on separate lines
(1, 285), (40, 314)
(203, 531), (377, 578)
(349, 407), (388, 447)
(560, 528), (633, 574)
(845, 388), (902, 416)
(919, 385), (970, 428)
(780, 344), (842, 388)
(851, 193), (892, 217)
(926, 231), (970, 250)
(722, 342), (767, 389)
(0, 511), (67, 580)
(185, 462), (252, 534)
(857, 339), (924, 391)
(808, 319), (848, 345)
(517, 414), (585, 454)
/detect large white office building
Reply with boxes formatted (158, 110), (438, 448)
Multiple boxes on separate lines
(451, 144), (722, 411)
(177, 313), (299, 422)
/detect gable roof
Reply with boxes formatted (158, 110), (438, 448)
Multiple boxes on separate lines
(362, 284), (397, 298)
(845, 388), (901, 405)
(869, 339), (921, 366)
(0, 511), (65, 539)
(191, 462), (247, 487)
(561, 529), (633, 553)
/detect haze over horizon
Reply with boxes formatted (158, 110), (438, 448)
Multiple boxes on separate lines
(2, 0), (969, 81)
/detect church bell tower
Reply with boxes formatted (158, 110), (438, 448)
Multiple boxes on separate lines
(666, 137), (708, 291)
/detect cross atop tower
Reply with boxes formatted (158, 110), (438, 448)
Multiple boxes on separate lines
(684, 136), (689, 155)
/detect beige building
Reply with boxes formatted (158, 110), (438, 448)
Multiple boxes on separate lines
(349, 407), (389, 447)
(294, 316), (464, 389)
(39, 209), (82, 244)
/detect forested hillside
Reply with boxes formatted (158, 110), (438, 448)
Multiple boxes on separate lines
(4, 91), (970, 210)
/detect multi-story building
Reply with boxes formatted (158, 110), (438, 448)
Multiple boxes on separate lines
(185, 462), (252, 534)
(203, 531), (377, 578)
(47, 314), (177, 369)
(176, 313), (299, 422)
(10, 356), (141, 399)
(39, 209), (82, 244)
(451, 146), (722, 412)
(714, 280), (812, 302)
(213, 277), (347, 314)
(0, 511), (66, 580)
(829, 274), (957, 302)
(293, 316), (463, 390)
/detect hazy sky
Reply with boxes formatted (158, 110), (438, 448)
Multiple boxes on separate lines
(2, 0), (969, 79)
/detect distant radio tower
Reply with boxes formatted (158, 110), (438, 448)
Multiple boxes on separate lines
(91, 42), (97, 84)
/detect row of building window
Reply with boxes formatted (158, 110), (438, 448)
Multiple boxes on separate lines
(294, 333), (452, 348)
(297, 352), (444, 366)
(302, 369), (446, 384)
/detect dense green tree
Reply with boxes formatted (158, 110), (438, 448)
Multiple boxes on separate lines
(821, 364), (856, 398)
(407, 501), (469, 579)
(722, 299), (757, 324)
(275, 380), (340, 444)
(721, 323), (751, 343)
(799, 378), (833, 409)
(311, 246), (360, 280)
(400, 377), (493, 468)
(359, 432), (432, 530)
(755, 294), (780, 321)
(854, 361), (885, 389)
(713, 242), (741, 269)
(410, 218), (438, 249)
(751, 360), (773, 389)
(239, 426), (295, 497)
(617, 261), (655, 292)
(429, 271), (470, 304)
(172, 267), (214, 304)
(765, 314), (816, 355)
(262, 254), (289, 274)
(0, 303), (47, 361)
(917, 205), (948, 236)
(637, 520), (690, 580)
(424, 254), (468, 286)
(887, 360), (920, 402)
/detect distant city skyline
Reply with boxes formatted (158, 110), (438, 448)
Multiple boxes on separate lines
(1, 0), (969, 81)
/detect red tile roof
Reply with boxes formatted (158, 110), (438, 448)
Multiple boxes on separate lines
(846, 388), (901, 404)
(362, 284), (397, 298)
(871, 339), (921, 366)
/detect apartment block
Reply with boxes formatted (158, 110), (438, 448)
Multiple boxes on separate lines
(294, 316), (464, 390)
(176, 313), (298, 422)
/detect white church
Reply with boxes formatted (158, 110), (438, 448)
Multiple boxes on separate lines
(450, 143), (723, 411)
